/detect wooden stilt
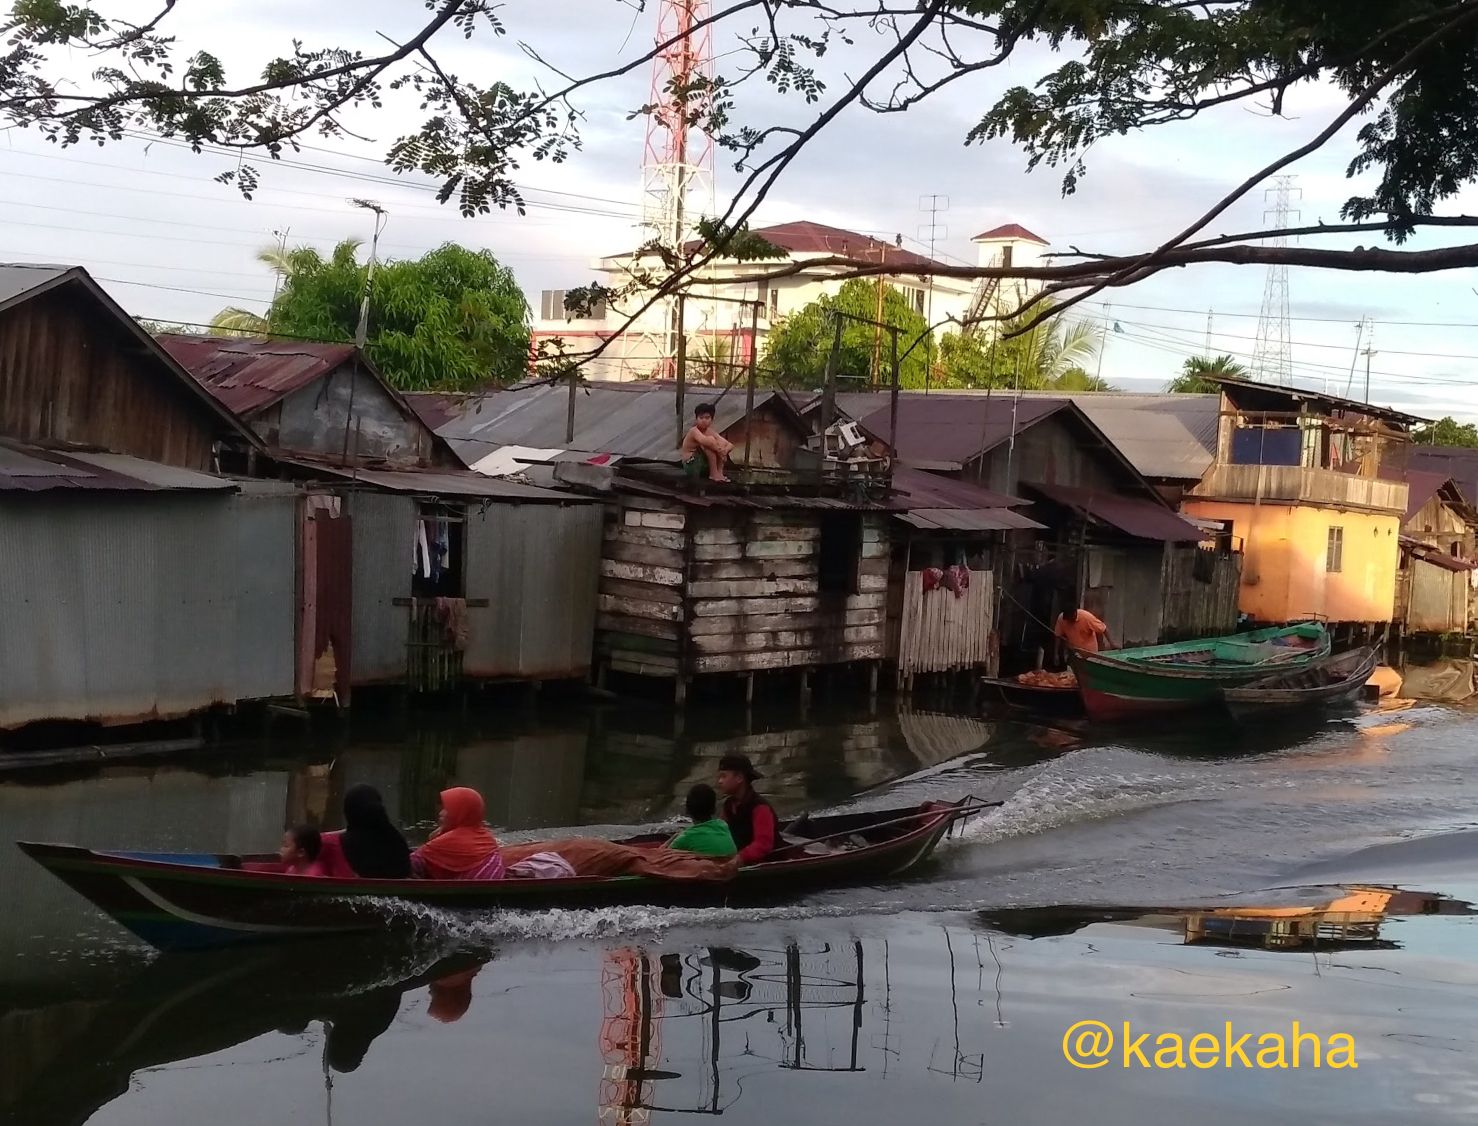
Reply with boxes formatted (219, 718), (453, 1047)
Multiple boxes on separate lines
(675, 675), (688, 709)
(868, 660), (880, 701)
(745, 672), (755, 708)
(799, 669), (812, 712)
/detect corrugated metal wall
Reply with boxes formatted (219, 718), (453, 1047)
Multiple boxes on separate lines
(231, 482), (298, 700)
(349, 490), (416, 684)
(1407, 560), (1466, 633)
(0, 493), (237, 728)
(465, 502), (603, 679)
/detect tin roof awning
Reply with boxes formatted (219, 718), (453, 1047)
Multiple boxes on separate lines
(1399, 535), (1478, 571)
(275, 457), (596, 503)
(1028, 482), (1205, 542)
(898, 508), (1046, 532)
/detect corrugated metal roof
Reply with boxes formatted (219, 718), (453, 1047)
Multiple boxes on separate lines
(0, 263), (72, 309)
(279, 458), (596, 502)
(1211, 375), (1427, 426)
(1028, 482), (1205, 542)
(834, 390), (1218, 481)
(891, 466), (1026, 509)
(1411, 447), (1478, 501)
(157, 335), (358, 416)
(1400, 535), (1478, 571)
(0, 439), (235, 493)
(618, 476), (904, 512)
(434, 381), (805, 462)
(898, 508), (1046, 532)
(848, 395), (1069, 466)
(1404, 470), (1453, 522)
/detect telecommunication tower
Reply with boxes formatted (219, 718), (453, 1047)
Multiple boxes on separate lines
(1252, 175), (1300, 385)
(628, 0), (717, 379)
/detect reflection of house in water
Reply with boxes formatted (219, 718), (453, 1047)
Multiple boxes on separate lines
(979, 886), (1475, 954)
(593, 706), (993, 823)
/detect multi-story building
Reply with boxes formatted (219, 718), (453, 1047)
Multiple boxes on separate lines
(532, 219), (1049, 381)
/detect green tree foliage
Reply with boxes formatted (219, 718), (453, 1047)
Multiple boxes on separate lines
(6, 1), (1478, 256)
(213, 240), (530, 390)
(762, 279), (932, 390)
(1413, 417), (1478, 447)
(932, 311), (1103, 390)
(1166, 355), (1248, 393)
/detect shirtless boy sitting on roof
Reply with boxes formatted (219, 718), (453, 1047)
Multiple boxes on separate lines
(680, 402), (733, 483)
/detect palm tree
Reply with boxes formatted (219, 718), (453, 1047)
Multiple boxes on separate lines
(995, 312), (1102, 389)
(207, 240), (360, 337)
(1167, 354), (1246, 393)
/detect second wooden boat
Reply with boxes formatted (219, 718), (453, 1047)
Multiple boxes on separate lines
(1220, 647), (1378, 720)
(1070, 623), (1331, 721)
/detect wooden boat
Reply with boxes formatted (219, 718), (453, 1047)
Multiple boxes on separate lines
(16, 799), (986, 953)
(980, 676), (1085, 718)
(1221, 647), (1378, 720)
(1070, 623), (1331, 721)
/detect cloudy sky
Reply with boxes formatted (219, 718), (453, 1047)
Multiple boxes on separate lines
(4, 0), (1476, 419)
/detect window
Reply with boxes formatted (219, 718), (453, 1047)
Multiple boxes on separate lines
(912, 287), (925, 315)
(539, 289), (605, 321)
(1001, 245), (1013, 268)
(769, 285), (780, 320)
(817, 513), (863, 595)
(1326, 526), (1344, 573)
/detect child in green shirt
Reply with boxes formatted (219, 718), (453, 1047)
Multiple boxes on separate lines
(668, 783), (737, 857)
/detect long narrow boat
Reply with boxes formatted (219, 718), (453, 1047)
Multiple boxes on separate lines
(1221, 646), (1378, 721)
(1070, 623), (1331, 721)
(17, 799), (983, 952)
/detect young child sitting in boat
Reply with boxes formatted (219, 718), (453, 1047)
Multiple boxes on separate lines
(666, 784), (737, 857)
(280, 824), (327, 876)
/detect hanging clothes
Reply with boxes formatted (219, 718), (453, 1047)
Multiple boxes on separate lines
(430, 519), (450, 583)
(414, 520), (432, 580)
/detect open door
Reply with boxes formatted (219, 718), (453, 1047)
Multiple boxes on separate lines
(298, 493), (354, 703)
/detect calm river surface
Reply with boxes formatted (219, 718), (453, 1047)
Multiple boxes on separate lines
(4, 695), (1477, 1124)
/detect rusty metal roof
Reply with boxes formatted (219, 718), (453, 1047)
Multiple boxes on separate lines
(1028, 482), (1204, 542)
(157, 335), (358, 416)
(618, 476), (905, 512)
(890, 466), (1045, 532)
(0, 439), (236, 493)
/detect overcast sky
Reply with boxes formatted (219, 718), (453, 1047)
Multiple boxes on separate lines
(4, 0), (1476, 420)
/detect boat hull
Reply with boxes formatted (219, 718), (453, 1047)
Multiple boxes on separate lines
(18, 801), (972, 952)
(1222, 647), (1378, 721)
(1071, 625), (1332, 722)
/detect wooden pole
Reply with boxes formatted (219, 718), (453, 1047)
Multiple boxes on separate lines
(743, 300), (760, 468)
(674, 292), (688, 446)
(821, 312), (842, 436)
(565, 363), (577, 445)
(889, 327), (901, 459)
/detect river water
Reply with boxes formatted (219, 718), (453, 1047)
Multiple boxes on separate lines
(3, 695), (1477, 1124)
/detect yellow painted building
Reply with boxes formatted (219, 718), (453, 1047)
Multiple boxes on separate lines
(1182, 379), (1415, 626)
(1181, 500), (1401, 623)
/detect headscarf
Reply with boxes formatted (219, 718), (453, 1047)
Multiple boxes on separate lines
(427, 967), (480, 1024)
(340, 784), (412, 879)
(413, 787), (498, 877)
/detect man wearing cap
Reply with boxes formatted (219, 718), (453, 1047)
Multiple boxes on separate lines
(716, 753), (776, 866)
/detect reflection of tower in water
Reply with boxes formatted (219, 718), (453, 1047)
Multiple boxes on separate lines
(599, 950), (664, 1126)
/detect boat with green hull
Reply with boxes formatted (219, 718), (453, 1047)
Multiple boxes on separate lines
(1069, 624), (1331, 721)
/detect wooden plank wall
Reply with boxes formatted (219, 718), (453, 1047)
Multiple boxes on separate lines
(685, 509), (890, 675)
(595, 496), (892, 681)
(1161, 545), (1243, 641)
(597, 496), (688, 680)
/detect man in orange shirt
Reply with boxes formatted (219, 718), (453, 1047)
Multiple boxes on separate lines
(1053, 597), (1113, 658)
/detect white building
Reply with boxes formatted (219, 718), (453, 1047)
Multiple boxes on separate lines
(533, 219), (1049, 381)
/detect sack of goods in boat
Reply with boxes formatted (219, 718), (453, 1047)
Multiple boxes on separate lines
(1015, 669), (1077, 688)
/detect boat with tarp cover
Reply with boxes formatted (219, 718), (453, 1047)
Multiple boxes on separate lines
(1069, 623), (1331, 721)
(17, 798), (988, 952)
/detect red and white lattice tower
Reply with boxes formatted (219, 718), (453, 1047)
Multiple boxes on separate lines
(625, 0), (717, 379)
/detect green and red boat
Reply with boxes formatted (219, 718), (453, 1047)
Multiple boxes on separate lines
(16, 798), (986, 953)
(1069, 623), (1331, 721)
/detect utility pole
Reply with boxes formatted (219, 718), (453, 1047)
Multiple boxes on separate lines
(1343, 316), (1369, 398)
(1204, 308), (1213, 355)
(1362, 330), (1378, 403)
(266, 227), (290, 333)
(1094, 303), (1110, 383)
(1252, 174), (1300, 385)
(350, 199), (388, 350)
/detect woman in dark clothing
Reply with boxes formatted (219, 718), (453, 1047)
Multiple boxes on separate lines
(337, 784), (412, 879)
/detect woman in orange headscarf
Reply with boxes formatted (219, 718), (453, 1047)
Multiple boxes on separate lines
(410, 787), (505, 880)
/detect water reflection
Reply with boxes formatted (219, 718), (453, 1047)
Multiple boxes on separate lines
(2, 938), (493, 1126)
(977, 885), (1477, 952)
